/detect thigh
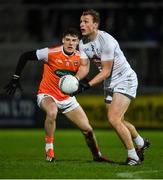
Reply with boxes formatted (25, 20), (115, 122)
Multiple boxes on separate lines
(108, 92), (131, 120)
(59, 96), (79, 114)
(65, 105), (91, 131)
(40, 96), (58, 114)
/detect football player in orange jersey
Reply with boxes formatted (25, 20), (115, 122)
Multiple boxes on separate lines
(4, 28), (112, 163)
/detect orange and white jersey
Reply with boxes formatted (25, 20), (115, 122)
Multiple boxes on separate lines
(36, 45), (80, 101)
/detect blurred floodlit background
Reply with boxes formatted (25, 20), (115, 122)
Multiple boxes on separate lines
(0, 0), (163, 128)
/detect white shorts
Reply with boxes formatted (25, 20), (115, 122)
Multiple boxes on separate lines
(104, 71), (138, 103)
(37, 93), (79, 114)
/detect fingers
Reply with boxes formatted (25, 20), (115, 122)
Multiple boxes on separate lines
(6, 86), (16, 95)
(4, 82), (17, 96)
(8, 88), (16, 95)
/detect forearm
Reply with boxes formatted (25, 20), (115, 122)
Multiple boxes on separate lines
(89, 71), (110, 87)
(89, 60), (113, 87)
(75, 66), (89, 80)
(75, 58), (90, 81)
(15, 50), (38, 76)
(4, 50), (38, 95)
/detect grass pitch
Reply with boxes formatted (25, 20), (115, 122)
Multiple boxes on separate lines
(0, 129), (162, 179)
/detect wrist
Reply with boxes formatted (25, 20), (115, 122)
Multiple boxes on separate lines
(88, 82), (91, 87)
(75, 76), (80, 81)
(87, 83), (91, 89)
(13, 74), (20, 79)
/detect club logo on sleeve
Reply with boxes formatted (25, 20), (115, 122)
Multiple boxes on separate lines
(73, 60), (78, 66)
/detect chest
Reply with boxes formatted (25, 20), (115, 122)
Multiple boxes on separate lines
(48, 53), (80, 71)
(84, 41), (102, 59)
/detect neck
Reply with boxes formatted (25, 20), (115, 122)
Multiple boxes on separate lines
(88, 29), (98, 41)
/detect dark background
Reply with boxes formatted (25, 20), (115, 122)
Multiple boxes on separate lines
(0, 0), (163, 95)
(0, 0), (163, 127)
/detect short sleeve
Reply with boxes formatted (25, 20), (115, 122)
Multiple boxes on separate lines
(36, 48), (48, 62)
(101, 41), (115, 61)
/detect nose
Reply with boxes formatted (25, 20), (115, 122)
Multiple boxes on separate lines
(80, 21), (84, 28)
(69, 40), (73, 45)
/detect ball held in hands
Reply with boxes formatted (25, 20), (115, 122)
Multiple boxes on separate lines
(59, 75), (79, 94)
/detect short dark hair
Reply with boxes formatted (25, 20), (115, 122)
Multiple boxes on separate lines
(82, 9), (100, 24)
(62, 28), (80, 39)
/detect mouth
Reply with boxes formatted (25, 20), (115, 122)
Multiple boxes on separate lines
(68, 47), (73, 50)
(66, 47), (74, 52)
(80, 28), (85, 33)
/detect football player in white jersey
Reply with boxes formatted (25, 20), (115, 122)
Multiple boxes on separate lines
(74, 9), (150, 166)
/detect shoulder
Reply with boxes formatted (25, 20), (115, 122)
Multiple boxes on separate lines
(74, 49), (80, 57)
(98, 30), (118, 47)
(76, 50), (80, 56)
(98, 30), (113, 42)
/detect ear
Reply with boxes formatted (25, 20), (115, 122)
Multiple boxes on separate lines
(62, 38), (64, 43)
(94, 22), (99, 29)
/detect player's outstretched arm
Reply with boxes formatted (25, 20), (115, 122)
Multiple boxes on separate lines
(4, 50), (38, 95)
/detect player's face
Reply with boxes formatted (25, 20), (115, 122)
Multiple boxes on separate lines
(80, 15), (98, 37)
(62, 35), (79, 54)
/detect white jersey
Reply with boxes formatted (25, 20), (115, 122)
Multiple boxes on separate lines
(79, 30), (135, 82)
